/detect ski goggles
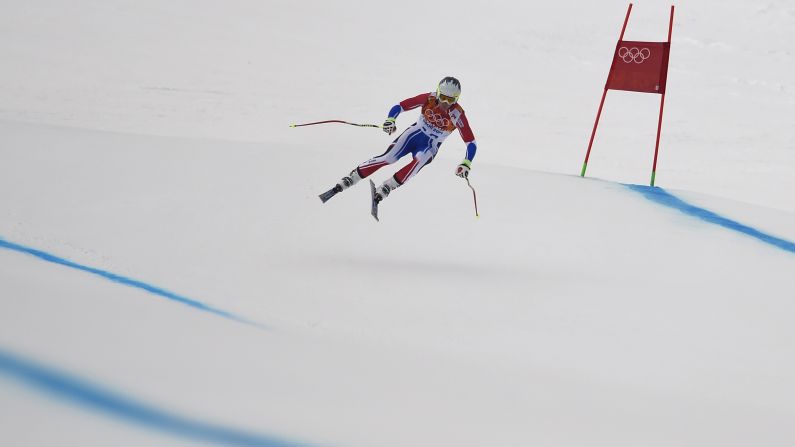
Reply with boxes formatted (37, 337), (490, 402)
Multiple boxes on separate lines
(438, 93), (458, 105)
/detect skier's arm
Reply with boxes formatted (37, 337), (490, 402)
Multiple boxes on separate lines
(383, 92), (431, 135)
(455, 142), (476, 179)
(454, 111), (477, 178)
(458, 112), (477, 163)
(387, 92), (431, 120)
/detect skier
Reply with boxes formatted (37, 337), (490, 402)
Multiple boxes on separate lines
(319, 76), (477, 218)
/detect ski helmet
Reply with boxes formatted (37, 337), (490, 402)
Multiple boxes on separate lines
(436, 76), (461, 104)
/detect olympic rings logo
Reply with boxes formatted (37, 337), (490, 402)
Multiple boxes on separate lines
(423, 109), (450, 128)
(618, 47), (651, 64)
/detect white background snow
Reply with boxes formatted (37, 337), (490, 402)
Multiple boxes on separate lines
(1, 0), (794, 446)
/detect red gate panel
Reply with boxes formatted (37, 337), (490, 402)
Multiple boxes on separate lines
(606, 41), (671, 94)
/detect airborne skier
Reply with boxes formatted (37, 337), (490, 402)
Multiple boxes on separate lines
(319, 77), (477, 219)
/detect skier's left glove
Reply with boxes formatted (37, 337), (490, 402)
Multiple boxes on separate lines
(382, 118), (396, 135)
(455, 160), (471, 179)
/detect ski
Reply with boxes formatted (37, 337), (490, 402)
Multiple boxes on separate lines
(369, 180), (380, 221)
(318, 185), (342, 203)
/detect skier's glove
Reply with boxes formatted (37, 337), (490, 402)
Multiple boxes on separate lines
(382, 118), (396, 135)
(455, 160), (471, 179)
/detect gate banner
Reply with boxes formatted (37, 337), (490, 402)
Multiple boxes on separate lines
(606, 41), (671, 94)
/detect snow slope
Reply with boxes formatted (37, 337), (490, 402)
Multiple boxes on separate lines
(2, 121), (795, 446)
(2, 1), (795, 446)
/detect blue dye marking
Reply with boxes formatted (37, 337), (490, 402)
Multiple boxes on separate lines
(0, 348), (315, 447)
(0, 237), (265, 329)
(626, 185), (795, 254)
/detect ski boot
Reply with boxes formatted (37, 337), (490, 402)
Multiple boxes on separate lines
(319, 169), (362, 203)
(370, 178), (399, 221)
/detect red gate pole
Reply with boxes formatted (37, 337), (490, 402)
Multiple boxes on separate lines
(650, 5), (675, 187)
(581, 89), (608, 177)
(581, 3), (633, 178)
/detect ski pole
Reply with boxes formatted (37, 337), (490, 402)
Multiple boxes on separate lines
(466, 177), (479, 218)
(289, 120), (383, 129)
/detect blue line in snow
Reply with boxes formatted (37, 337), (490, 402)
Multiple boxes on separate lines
(625, 185), (795, 254)
(0, 348), (315, 447)
(0, 237), (265, 329)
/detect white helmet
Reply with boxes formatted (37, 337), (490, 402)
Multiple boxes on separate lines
(436, 76), (461, 104)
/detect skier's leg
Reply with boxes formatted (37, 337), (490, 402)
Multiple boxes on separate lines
(320, 127), (423, 203)
(355, 127), (424, 179)
(325, 126), (418, 195)
(374, 147), (436, 202)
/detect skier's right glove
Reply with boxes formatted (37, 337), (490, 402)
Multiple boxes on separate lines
(455, 159), (471, 179)
(382, 118), (396, 135)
